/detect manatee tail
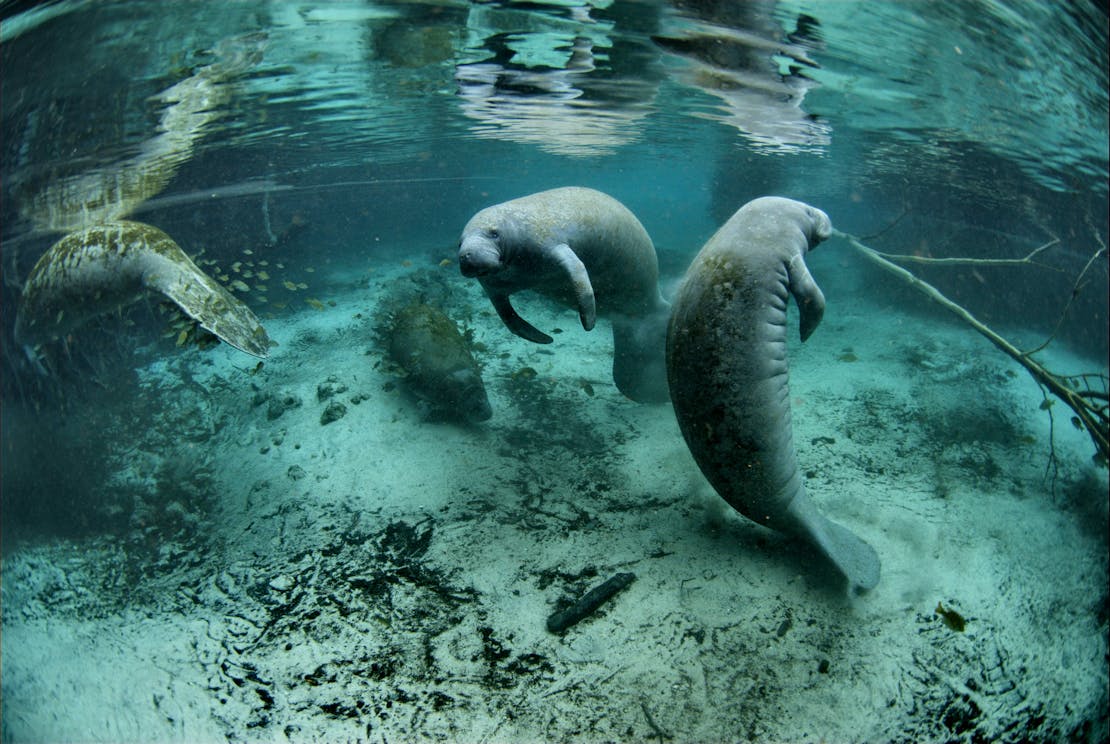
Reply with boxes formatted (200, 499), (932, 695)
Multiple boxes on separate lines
(786, 495), (881, 591)
(611, 300), (671, 404)
(154, 257), (272, 358)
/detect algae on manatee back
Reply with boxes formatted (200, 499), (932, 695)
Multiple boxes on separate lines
(386, 303), (492, 423)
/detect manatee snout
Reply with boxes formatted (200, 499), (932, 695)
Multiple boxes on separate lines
(458, 234), (501, 278)
(449, 369), (493, 423)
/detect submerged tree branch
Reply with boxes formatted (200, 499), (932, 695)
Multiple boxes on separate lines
(834, 229), (1109, 466)
(874, 238), (1061, 268)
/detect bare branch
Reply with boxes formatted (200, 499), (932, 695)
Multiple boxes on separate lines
(874, 238), (1060, 267)
(834, 229), (1109, 465)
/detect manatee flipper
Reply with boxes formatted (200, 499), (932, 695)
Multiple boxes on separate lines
(148, 251), (271, 358)
(548, 243), (596, 332)
(15, 221), (271, 359)
(785, 495), (880, 591)
(787, 253), (825, 342)
(489, 292), (554, 344)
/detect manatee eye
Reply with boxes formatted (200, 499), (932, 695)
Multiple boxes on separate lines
(488, 228), (499, 239)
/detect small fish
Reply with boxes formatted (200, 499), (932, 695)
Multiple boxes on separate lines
(232, 261), (242, 272)
(255, 285), (268, 292)
(242, 269), (254, 279)
(439, 258), (452, 268)
(297, 282), (308, 290)
(218, 274), (230, 282)
(231, 280), (250, 292)
(249, 360), (264, 375)
(243, 249), (253, 255)
(283, 280), (298, 291)
(176, 329), (189, 346)
(306, 298), (325, 310)
(305, 267), (315, 273)
(257, 271), (270, 280)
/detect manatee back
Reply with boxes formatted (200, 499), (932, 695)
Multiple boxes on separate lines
(507, 187), (663, 316)
(16, 223), (169, 345)
(667, 245), (798, 524)
(387, 303), (491, 422)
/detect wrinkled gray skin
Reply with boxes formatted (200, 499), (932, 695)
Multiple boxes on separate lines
(387, 303), (492, 424)
(667, 197), (880, 591)
(458, 187), (670, 404)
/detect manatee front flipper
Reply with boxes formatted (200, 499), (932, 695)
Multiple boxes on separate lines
(153, 253), (271, 358)
(549, 243), (596, 332)
(489, 292), (554, 344)
(785, 496), (880, 591)
(787, 253), (826, 342)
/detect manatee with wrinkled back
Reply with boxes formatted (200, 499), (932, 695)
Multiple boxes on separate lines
(667, 196), (880, 591)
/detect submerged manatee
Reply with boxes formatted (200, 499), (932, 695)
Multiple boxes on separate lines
(386, 303), (492, 423)
(667, 197), (880, 591)
(15, 220), (271, 358)
(458, 186), (671, 403)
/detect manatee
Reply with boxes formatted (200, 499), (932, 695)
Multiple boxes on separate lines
(386, 303), (492, 423)
(667, 196), (880, 591)
(15, 220), (270, 359)
(458, 186), (671, 403)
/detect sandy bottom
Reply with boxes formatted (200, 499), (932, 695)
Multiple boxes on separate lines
(2, 255), (1107, 743)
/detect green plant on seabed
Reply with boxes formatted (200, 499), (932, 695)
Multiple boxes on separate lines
(835, 216), (1108, 488)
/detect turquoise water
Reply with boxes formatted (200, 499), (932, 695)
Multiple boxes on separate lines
(1, 2), (1107, 742)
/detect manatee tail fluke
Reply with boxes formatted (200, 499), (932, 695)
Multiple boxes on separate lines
(611, 300), (671, 404)
(154, 257), (272, 358)
(787, 496), (881, 591)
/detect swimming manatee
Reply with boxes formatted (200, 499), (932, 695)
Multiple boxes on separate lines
(667, 196), (880, 591)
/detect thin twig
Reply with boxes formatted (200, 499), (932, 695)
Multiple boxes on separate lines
(860, 204), (908, 241)
(1025, 245), (1108, 355)
(874, 238), (1060, 267)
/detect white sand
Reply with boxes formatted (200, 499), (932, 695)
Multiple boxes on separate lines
(2, 251), (1107, 742)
